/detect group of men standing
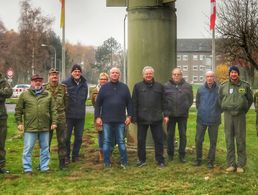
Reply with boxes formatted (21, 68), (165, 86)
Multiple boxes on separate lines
(93, 64), (254, 173)
(14, 64), (88, 175)
(0, 64), (256, 174)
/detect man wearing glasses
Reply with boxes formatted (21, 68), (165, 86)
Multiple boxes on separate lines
(164, 68), (193, 163)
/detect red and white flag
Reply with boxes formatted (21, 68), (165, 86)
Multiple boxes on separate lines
(210, 0), (216, 30)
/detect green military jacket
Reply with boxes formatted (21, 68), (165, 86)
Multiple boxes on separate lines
(254, 90), (258, 113)
(219, 79), (253, 116)
(15, 88), (57, 132)
(44, 83), (68, 120)
(0, 73), (13, 119)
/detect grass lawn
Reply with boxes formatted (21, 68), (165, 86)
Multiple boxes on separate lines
(1, 109), (258, 194)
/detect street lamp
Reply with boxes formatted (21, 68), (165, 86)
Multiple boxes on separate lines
(41, 44), (57, 69)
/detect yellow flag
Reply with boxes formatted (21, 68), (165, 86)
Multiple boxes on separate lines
(59, 0), (64, 28)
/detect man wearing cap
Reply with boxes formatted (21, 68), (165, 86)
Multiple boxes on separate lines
(219, 65), (253, 173)
(62, 64), (88, 163)
(15, 74), (57, 174)
(0, 72), (13, 174)
(44, 68), (68, 169)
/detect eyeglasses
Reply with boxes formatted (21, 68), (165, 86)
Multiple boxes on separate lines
(99, 78), (108, 80)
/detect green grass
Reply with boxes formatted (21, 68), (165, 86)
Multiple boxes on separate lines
(1, 110), (258, 194)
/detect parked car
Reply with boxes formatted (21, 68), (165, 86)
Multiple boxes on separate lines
(12, 84), (30, 98)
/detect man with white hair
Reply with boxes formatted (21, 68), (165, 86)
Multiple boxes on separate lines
(132, 66), (166, 168)
(193, 71), (221, 169)
(95, 67), (133, 169)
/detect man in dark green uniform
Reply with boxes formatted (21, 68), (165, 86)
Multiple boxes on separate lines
(0, 72), (12, 174)
(44, 68), (68, 170)
(219, 65), (253, 173)
(253, 90), (258, 137)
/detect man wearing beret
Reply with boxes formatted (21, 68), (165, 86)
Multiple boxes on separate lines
(0, 72), (13, 174)
(44, 68), (68, 169)
(15, 74), (57, 174)
(219, 65), (253, 173)
(62, 64), (88, 163)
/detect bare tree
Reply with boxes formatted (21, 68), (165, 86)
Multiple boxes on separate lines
(17, 0), (53, 82)
(216, 0), (258, 82)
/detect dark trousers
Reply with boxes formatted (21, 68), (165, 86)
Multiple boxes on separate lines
(167, 117), (187, 158)
(49, 121), (67, 160)
(137, 122), (164, 164)
(195, 123), (219, 163)
(0, 119), (7, 168)
(66, 118), (85, 160)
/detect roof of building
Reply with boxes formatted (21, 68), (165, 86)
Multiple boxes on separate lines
(177, 39), (212, 53)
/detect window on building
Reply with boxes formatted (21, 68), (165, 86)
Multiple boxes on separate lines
(200, 55), (206, 61)
(193, 65), (198, 71)
(193, 55), (198, 60)
(199, 65), (205, 71)
(199, 76), (204, 81)
(193, 76), (198, 81)
(177, 65), (181, 69)
(182, 55), (188, 61)
(183, 65), (188, 71)
(177, 55), (181, 61)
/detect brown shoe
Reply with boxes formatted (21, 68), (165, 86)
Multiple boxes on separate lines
(99, 151), (104, 161)
(236, 167), (244, 173)
(226, 166), (235, 172)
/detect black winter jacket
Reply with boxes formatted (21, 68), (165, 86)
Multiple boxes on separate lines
(164, 79), (193, 117)
(132, 80), (166, 124)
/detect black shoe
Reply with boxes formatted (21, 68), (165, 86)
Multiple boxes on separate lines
(157, 162), (165, 168)
(207, 162), (214, 169)
(192, 160), (202, 166)
(72, 157), (80, 162)
(179, 156), (186, 163)
(136, 161), (146, 167)
(168, 155), (173, 161)
(59, 159), (66, 170)
(0, 168), (10, 174)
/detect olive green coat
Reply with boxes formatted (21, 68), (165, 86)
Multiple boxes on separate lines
(219, 79), (253, 115)
(15, 88), (57, 132)
(0, 74), (13, 119)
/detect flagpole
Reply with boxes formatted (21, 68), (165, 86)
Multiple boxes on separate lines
(212, 28), (215, 71)
(61, 0), (66, 81)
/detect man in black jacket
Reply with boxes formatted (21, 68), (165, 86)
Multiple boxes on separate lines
(62, 64), (88, 163)
(164, 68), (193, 163)
(132, 66), (167, 168)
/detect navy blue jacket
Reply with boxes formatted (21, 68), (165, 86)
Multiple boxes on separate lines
(94, 81), (133, 123)
(196, 82), (221, 125)
(62, 75), (88, 119)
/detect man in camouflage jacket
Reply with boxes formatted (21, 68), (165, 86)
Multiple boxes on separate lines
(0, 72), (12, 174)
(44, 68), (68, 169)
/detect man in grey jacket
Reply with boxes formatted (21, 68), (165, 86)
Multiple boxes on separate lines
(164, 68), (193, 163)
(193, 71), (221, 169)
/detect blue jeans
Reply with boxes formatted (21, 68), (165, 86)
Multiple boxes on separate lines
(22, 132), (50, 172)
(66, 118), (85, 160)
(103, 123), (127, 166)
(98, 130), (116, 152)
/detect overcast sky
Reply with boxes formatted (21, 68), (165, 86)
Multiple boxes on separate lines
(0, 0), (212, 46)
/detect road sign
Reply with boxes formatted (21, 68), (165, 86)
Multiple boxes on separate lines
(6, 68), (14, 79)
